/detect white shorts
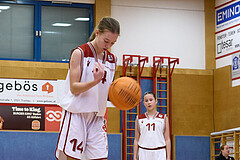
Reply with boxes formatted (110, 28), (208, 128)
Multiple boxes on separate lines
(55, 110), (108, 160)
(138, 147), (166, 160)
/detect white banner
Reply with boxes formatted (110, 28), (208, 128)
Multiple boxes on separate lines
(0, 79), (59, 104)
(216, 25), (240, 58)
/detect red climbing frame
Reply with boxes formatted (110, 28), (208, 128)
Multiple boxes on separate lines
(122, 54), (148, 160)
(152, 56), (179, 139)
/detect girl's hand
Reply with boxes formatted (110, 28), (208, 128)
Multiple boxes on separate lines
(93, 62), (104, 83)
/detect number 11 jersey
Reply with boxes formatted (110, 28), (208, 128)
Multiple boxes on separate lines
(137, 112), (166, 149)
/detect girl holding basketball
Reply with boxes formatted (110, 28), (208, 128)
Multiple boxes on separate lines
(134, 91), (171, 160)
(56, 17), (120, 160)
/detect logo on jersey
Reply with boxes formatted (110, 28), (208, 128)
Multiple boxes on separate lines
(156, 113), (164, 119)
(108, 55), (113, 61)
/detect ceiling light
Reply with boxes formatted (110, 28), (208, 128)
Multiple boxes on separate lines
(52, 23), (72, 27)
(43, 31), (58, 34)
(75, 17), (90, 21)
(0, 6), (10, 10)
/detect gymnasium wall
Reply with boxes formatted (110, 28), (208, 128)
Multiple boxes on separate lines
(111, 0), (205, 69)
(0, 60), (68, 80)
(139, 72), (214, 134)
(171, 69), (213, 160)
(214, 66), (240, 132)
(172, 69), (214, 136)
(211, 0), (240, 134)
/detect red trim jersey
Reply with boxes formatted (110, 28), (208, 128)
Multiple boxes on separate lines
(137, 112), (166, 149)
(60, 42), (116, 116)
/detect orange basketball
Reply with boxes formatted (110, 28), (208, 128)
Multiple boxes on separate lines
(108, 77), (142, 110)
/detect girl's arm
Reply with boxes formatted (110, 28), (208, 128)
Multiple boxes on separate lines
(164, 116), (171, 160)
(134, 118), (140, 160)
(69, 49), (104, 95)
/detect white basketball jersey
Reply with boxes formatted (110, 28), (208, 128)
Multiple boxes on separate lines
(138, 112), (166, 148)
(60, 42), (116, 116)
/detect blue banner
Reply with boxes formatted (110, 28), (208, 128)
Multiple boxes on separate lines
(216, 1), (240, 25)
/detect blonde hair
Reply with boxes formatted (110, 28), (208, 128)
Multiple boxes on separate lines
(89, 17), (120, 42)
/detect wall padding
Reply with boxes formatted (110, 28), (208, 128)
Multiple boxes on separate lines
(172, 71), (214, 136)
(214, 66), (240, 131)
(175, 135), (210, 160)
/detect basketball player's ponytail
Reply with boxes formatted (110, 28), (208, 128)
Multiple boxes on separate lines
(89, 28), (96, 42)
(89, 17), (120, 42)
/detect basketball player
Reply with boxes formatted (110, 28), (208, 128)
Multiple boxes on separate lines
(0, 116), (4, 129)
(55, 17), (120, 160)
(134, 91), (171, 160)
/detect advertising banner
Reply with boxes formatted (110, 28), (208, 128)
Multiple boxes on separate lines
(45, 106), (62, 131)
(216, 0), (240, 32)
(216, 0), (240, 86)
(0, 104), (62, 131)
(0, 78), (64, 131)
(216, 25), (240, 59)
(0, 78), (58, 104)
(0, 105), (45, 130)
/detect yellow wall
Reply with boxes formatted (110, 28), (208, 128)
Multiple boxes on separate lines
(214, 66), (240, 131)
(94, 0), (111, 26)
(0, 60), (68, 80)
(172, 69), (214, 136)
(205, 0), (215, 70)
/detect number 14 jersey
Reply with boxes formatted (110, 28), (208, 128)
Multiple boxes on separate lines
(137, 112), (166, 149)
